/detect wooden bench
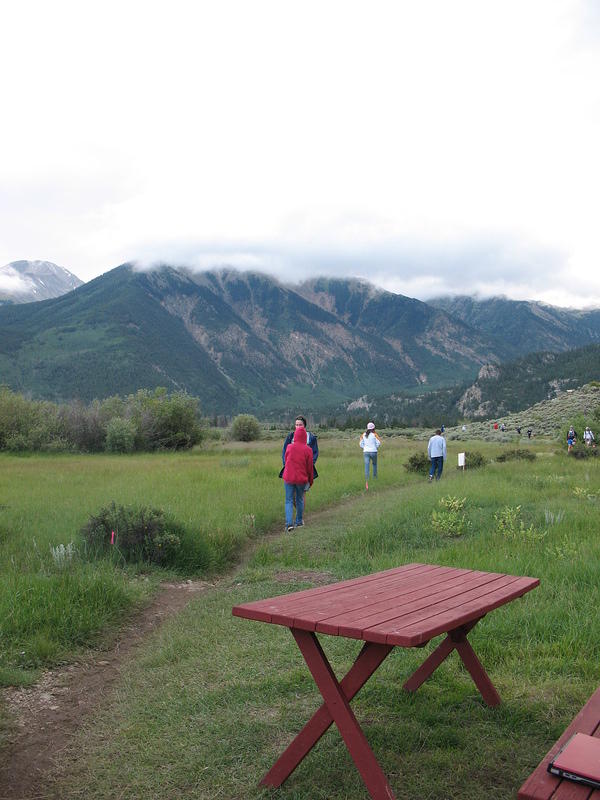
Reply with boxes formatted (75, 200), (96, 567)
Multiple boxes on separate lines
(518, 686), (600, 799)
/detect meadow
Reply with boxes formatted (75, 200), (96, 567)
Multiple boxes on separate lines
(2, 433), (600, 799)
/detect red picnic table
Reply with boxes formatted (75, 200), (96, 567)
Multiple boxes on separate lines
(232, 562), (539, 800)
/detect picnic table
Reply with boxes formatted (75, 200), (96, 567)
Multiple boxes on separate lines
(232, 562), (539, 800)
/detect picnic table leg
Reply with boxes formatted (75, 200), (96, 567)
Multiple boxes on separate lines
(403, 618), (501, 706)
(277, 629), (396, 800)
(261, 636), (393, 789)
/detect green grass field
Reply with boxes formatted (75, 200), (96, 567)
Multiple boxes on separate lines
(2, 434), (600, 798)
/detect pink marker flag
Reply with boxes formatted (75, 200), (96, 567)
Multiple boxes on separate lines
(111, 530), (115, 544)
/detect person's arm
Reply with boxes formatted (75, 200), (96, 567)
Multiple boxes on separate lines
(307, 451), (314, 486)
(360, 434), (365, 449)
(311, 434), (319, 464)
(282, 432), (291, 466)
(443, 439), (447, 459)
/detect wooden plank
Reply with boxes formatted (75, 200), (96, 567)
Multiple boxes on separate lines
(286, 566), (473, 632)
(315, 571), (506, 638)
(232, 563), (427, 623)
(250, 565), (462, 629)
(363, 576), (536, 645)
(518, 687), (600, 800)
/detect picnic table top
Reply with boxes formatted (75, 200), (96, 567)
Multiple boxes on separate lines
(232, 562), (539, 647)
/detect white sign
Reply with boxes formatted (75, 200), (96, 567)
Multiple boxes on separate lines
(458, 452), (466, 467)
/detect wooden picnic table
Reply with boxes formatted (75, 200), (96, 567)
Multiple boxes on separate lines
(232, 562), (539, 800)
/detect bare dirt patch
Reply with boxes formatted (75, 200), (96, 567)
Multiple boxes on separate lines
(0, 580), (210, 800)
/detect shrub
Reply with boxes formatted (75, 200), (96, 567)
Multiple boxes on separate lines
(494, 505), (546, 542)
(462, 450), (487, 469)
(404, 451), (430, 474)
(431, 496), (470, 537)
(81, 503), (186, 567)
(496, 448), (536, 463)
(231, 414), (261, 442)
(105, 418), (136, 453)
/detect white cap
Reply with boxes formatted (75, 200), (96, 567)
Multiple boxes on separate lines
(367, 422), (375, 430)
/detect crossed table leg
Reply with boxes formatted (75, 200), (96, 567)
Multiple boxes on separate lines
(261, 619), (499, 800)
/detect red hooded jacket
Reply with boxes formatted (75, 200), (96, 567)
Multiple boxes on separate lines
(282, 427), (314, 486)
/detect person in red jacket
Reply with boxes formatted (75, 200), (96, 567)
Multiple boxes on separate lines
(282, 425), (314, 531)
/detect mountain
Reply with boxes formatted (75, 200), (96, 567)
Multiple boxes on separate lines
(2, 264), (600, 417)
(0, 260), (83, 304)
(332, 344), (600, 427)
(0, 264), (500, 413)
(429, 295), (600, 358)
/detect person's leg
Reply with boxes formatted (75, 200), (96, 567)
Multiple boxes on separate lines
(372, 453), (377, 478)
(285, 482), (294, 528)
(295, 484), (305, 525)
(429, 459), (435, 480)
(437, 457), (443, 480)
(364, 453), (370, 479)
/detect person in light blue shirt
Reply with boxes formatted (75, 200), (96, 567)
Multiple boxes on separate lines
(427, 429), (447, 481)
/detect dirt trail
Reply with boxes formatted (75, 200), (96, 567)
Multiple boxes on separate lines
(0, 580), (211, 800)
(0, 495), (358, 800)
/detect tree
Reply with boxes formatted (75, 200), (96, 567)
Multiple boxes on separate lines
(231, 414), (261, 441)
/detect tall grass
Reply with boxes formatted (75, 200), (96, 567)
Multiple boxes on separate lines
(0, 435), (413, 679)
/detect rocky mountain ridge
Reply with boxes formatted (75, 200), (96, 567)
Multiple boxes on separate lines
(0, 260), (83, 304)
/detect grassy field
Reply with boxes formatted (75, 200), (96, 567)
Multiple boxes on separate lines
(0, 433), (411, 683)
(2, 434), (600, 799)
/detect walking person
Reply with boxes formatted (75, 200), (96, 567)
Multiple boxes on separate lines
(359, 422), (381, 490)
(427, 429), (447, 481)
(282, 426), (314, 531)
(281, 415), (318, 478)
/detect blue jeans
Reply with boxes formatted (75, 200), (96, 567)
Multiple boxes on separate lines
(429, 456), (443, 480)
(285, 482), (306, 526)
(364, 452), (378, 479)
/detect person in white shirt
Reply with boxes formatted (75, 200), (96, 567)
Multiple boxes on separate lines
(584, 427), (595, 447)
(359, 422), (381, 490)
(427, 429), (447, 481)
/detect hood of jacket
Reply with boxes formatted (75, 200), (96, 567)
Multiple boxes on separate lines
(293, 427), (307, 445)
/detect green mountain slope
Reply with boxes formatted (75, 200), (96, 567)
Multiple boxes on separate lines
(0, 265), (502, 413)
(429, 295), (600, 357)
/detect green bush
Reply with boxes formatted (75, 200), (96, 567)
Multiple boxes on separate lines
(496, 448), (536, 462)
(404, 451), (430, 474)
(462, 450), (487, 469)
(230, 414), (261, 442)
(105, 418), (136, 453)
(80, 502), (213, 571)
(81, 503), (186, 567)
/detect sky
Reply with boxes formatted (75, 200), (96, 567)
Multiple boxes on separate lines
(1, 0), (599, 307)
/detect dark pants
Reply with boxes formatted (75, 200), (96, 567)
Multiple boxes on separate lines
(429, 456), (444, 480)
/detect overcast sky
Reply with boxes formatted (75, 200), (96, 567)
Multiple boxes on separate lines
(1, 0), (599, 307)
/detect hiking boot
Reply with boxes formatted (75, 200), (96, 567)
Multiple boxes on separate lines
(295, 521), (304, 528)
(287, 525), (294, 532)
(428, 475), (433, 482)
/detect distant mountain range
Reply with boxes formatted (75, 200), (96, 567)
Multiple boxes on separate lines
(0, 260), (83, 304)
(1, 262), (600, 418)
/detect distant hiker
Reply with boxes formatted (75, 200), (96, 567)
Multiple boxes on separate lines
(359, 422), (381, 490)
(568, 426), (577, 444)
(281, 415), (318, 479)
(584, 427), (596, 447)
(461, 424), (467, 432)
(427, 429), (447, 482)
(527, 428), (532, 439)
(567, 431), (575, 452)
(493, 422), (499, 430)
(282, 426), (314, 531)
(440, 424), (445, 433)
(516, 426), (522, 435)
(500, 423), (506, 432)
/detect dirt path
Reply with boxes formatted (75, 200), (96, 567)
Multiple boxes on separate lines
(0, 580), (211, 800)
(0, 495), (360, 800)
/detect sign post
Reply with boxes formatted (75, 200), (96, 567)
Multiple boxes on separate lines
(458, 452), (466, 473)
